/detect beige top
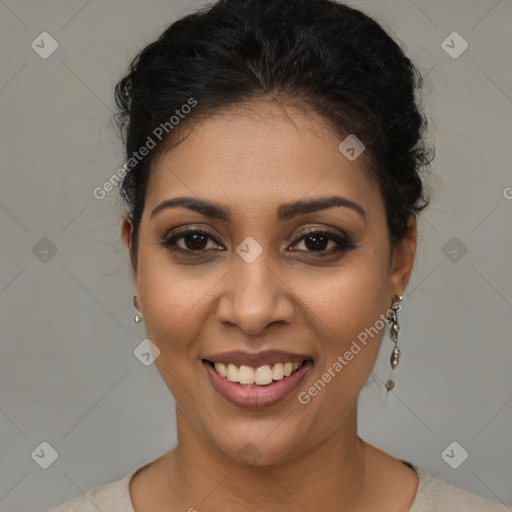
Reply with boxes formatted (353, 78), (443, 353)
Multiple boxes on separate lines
(48, 461), (509, 511)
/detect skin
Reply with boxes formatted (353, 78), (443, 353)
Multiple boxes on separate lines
(121, 99), (419, 512)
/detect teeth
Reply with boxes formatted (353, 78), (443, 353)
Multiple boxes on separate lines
(212, 361), (304, 386)
(255, 365), (273, 385)
(272, 363), (284, 380)
(226, 363), (239, 382)
(238, 365), (255, 385)
(215, 362), (227, 377)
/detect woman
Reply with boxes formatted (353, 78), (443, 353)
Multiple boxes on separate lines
(50, 0), (508, 510)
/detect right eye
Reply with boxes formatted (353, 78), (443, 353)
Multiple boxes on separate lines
(159, 228), (224, 254)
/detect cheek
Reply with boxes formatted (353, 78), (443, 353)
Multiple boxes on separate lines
(299, 254), (389, 340)
(136, 249), (225, 358)
(136, 259), (213, 401)
(297, 255), (390, 398)
(292, 282), (389, 446)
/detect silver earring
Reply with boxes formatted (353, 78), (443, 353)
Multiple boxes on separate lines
(133, 295), (144, 324)
(385, 295), (403, 392)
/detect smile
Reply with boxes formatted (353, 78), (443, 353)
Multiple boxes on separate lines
(208, 360), (305, 386)
(202, 352), (313, 408)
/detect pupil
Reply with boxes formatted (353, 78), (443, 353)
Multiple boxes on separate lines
(305, 234), (327, 251)
(186, 233), (208, 250)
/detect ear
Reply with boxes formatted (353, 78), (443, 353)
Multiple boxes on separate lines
(388, 215), (417, 298)
(121, 216), (138, 283)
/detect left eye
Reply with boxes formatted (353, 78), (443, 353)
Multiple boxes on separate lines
(290, 229), (354, 254)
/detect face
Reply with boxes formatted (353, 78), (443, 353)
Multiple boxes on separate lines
(122, 100), (416, 465)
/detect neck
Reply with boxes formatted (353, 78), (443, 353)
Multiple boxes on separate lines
(163, 403), (371, 512)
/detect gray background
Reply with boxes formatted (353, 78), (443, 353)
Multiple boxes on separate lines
(0, 0), (511, 511)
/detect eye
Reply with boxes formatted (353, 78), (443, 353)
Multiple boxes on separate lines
(290, 228), (356, 256)
(159, 228), (223, 253)
(159, 227), (357, 257)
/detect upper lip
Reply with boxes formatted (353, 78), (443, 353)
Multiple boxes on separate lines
(203, 350), (312, 368)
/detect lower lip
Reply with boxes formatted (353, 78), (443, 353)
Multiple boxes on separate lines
(203, 361), (312, 409)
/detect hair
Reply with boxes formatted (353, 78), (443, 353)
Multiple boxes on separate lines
(114, 0), (434, 262)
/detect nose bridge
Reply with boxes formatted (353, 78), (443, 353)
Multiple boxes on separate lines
(217, 239), (294, 334)
(234, 244), (276, 299)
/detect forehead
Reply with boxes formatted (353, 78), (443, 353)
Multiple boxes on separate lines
(145, 101), (381, 218)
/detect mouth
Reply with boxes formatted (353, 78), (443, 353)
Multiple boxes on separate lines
(202, 352), (313, 408)
(204, 360), (307, 384)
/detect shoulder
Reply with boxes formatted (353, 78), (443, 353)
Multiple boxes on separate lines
(410, 464), (510, 512)
(46, 464), (148, 512)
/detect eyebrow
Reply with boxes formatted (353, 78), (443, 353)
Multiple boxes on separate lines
(150, 195), (366, 223)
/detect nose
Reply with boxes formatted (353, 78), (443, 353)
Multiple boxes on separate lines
(216, 250), (295, 337)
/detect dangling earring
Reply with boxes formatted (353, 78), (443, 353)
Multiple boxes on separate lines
(133, 295), (144, 324)
(385, 294), (403, 392)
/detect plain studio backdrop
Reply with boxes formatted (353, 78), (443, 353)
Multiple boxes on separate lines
(0, 1), (511, 511)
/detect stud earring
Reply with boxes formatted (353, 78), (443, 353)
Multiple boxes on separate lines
(133, 295), (144, 324)
(385, 294), (403, 392)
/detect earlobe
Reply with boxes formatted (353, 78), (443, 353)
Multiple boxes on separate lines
(389, 216), (417, 297)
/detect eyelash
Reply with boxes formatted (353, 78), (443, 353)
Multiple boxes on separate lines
(159, 227), (357, 258)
